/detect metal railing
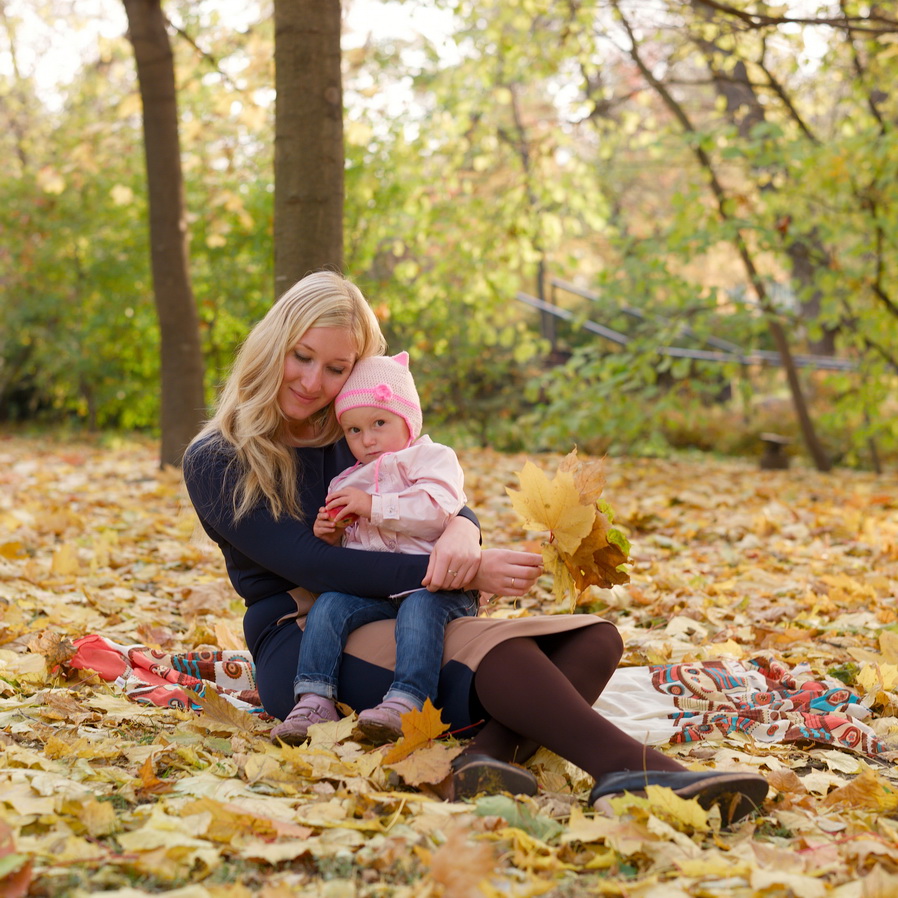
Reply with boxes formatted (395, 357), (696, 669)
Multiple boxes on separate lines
(517, 278), (857, 371)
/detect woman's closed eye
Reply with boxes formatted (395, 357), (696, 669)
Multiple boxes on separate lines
(293, 352), (345, 376)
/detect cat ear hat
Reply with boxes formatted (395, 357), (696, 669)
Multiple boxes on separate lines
(335, 351), (422, 445)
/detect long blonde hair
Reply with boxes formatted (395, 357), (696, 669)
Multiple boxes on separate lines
(192, 271), (386, 521)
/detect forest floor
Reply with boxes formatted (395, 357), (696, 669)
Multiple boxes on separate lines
(2, 433), (898, 897)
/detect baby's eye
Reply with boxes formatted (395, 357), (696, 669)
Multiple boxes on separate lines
(347, 426), (360, 434)
(374, 419), (387, 427)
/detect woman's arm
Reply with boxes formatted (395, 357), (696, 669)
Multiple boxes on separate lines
(184, 439), (432, 598)
(422, 516), (543, 596)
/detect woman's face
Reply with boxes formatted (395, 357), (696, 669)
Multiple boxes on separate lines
(278, 327), (357, 423)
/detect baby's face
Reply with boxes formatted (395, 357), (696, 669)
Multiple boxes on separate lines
(340, 408), (410, 463)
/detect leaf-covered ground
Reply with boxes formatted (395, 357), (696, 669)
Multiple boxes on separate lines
(2, 434), (898, 897)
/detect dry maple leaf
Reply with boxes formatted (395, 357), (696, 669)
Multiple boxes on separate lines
(193, 687), (260, 732)
(426, 824), (496, 898)
(507, 448), (630, 609)
(27, 629), (77, 670)
(386, 742), (462, 788)
(382, 699), (449, 764)
(822, 765), (898, 813)
(559, 446), (607, 503)
(135, 754), (175, 799)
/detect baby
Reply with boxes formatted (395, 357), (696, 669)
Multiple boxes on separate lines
(270, 352), (478, 745)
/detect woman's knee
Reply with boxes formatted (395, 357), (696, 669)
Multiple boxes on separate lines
(597, 623), (624, 666)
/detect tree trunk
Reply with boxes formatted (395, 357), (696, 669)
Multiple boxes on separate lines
(274, 0), (344, 298)
(123, 0), (206, 467)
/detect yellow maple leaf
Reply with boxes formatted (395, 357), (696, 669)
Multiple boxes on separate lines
(77, 798), (119, 838)
(193, 688), (260, 732)
(542, 544), (579, 606)
(856, 663), (898, 695)
(508, 451), (630, 609)
(381, 699), (449, 764)
(506, 461), (595, 555)
(879, 630), (898, 664)
(50, 542), (80, 576)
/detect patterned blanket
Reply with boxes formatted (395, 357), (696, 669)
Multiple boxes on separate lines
(69, 634), (265, 715)
(594, 657), (885, 757)
(69, 635), (887, 756)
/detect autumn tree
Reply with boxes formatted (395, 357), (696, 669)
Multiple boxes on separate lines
(123, 0), (205, 467)
(273, 0), (344, 296)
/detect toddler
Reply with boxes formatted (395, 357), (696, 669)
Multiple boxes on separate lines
(270, 352), (478, 745)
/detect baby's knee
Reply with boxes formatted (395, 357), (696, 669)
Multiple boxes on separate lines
(306, 591), (343, 619)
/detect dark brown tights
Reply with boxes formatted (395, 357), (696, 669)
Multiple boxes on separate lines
(468, 624), (683, 782)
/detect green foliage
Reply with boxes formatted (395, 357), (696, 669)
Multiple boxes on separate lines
(4, 0), (898, 468)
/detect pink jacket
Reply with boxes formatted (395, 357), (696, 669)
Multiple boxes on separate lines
(328, 435), (466, 554)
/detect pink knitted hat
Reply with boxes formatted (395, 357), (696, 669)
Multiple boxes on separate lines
(335, 351), (422, 443)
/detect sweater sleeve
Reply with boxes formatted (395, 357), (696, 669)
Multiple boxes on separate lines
(183, 437), (478, 602)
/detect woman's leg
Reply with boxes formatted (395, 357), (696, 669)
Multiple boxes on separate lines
(466, 626), (683, 779)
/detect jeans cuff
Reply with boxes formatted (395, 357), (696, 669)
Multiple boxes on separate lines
(294, 679), (336, 701)
(384, 688), (425, 710)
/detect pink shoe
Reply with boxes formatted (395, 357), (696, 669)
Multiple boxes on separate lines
(354, 696), (420, 745)
(270, 694), (339, 745)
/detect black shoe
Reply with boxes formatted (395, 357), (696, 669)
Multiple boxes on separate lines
(589, 769), (768, 825)
(451, 753), (538, 800)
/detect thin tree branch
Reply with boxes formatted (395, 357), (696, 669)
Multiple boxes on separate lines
(612, 0), (832, 471)
(694, 0), (898, 34)
(163, 15), (243, 92)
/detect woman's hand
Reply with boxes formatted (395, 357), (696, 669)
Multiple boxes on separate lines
(423, 516), (481, 592)
(469, 548), (543, 597)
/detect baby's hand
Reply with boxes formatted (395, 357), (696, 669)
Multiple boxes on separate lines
(313, 508), (344, 545)
(325, 487), (372, 522)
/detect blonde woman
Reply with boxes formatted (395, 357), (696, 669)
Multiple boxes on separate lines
(184, 271), (767, 820)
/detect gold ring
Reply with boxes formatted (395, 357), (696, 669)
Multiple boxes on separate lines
(511, 577), (516, 588)
(448, 569), (458, 576)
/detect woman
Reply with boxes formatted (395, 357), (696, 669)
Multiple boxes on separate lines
(183, 271), (767, 823)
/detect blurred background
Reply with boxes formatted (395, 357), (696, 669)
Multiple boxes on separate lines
(1, 0), (895, 471)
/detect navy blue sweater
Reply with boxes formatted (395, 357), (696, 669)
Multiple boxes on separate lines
(183, 435), (477, 605)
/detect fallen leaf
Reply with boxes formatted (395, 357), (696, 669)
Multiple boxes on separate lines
(426, 823), (496, 897)
(387, 742), (462, 787)
(823, 766), (898, 812)
(382, 699), (449, 763)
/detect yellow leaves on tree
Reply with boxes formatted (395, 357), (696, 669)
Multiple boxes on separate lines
(507, 448), (631, 609)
